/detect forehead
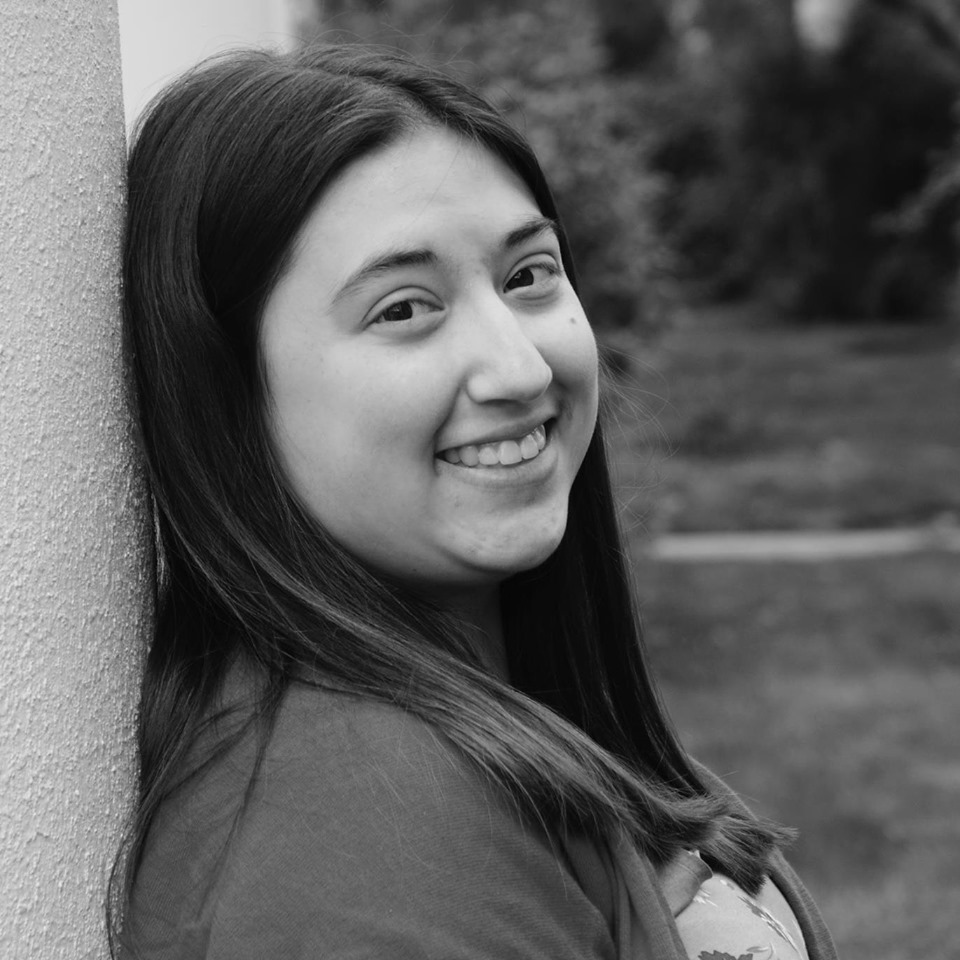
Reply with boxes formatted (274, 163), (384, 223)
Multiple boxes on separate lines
(290, 127), (542, 270)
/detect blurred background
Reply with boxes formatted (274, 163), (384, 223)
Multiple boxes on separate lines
(120, 1), (960, 956)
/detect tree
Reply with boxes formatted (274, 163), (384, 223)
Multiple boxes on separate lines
(647, 0), (960, 319)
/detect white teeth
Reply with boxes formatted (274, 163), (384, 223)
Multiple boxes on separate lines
(478, 445), (500, 466)
(439, 423), (549, 469)
(498, 440), (523, 464)
(519, 435), (539, 460)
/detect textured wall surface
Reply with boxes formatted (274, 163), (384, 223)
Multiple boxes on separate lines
(0, 1), (149, 958)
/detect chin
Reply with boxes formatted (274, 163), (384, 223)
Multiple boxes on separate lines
(439, 501), (571, 585)
(473, 526), (567, 581)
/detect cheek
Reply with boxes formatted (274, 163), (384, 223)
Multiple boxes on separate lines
(550, 308), (600, 410)
(348, 364), (453, 454)
(269, 355), (450, 508)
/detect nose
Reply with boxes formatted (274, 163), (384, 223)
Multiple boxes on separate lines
(462, 295), (553, 405)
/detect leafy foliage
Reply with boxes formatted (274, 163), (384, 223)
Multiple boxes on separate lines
(645, 0), (960, 320)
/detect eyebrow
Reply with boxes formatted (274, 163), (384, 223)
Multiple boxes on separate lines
(332, 216), (560, 305)
(503, 216), (560, 250)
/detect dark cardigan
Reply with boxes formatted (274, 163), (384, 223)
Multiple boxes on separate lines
(126, 686), (837, 959)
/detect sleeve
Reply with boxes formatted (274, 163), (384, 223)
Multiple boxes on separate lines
(197, 694), (615, 960)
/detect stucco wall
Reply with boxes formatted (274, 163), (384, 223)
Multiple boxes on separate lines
(0, 1), (148, 958)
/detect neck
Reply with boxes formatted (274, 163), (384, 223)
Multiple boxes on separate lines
(443, 586), (509, 682)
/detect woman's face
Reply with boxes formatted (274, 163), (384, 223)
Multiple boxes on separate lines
(260, 126), (598, 597)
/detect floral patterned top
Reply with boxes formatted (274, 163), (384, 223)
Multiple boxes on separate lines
(672, 850), (810, 960)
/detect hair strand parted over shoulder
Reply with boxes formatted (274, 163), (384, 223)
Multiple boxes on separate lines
(112, 42), (790, 955)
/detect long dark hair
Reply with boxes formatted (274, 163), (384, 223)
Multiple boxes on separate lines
(114, 42), (787, 949)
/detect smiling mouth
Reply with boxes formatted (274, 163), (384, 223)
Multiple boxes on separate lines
(438, 423), (549, 468)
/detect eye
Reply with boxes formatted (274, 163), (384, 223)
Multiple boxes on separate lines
(370, 297), (439, 325)
(504, 261), (561, 296)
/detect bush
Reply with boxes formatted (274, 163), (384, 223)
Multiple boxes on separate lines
(644, 0), (960, 321)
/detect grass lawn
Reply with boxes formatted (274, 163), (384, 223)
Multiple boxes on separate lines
(634, 553), (960, 960)
(604, 308), (960, 959)
(605, 305), (960, 534)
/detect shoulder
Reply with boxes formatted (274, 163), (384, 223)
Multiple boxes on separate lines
(262, 684), (476, 824)
(236, 687), (507, 891)
(128, 684), (614, 960)
(690, 761), (838, 960)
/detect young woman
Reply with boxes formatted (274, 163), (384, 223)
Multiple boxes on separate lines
(114, 44), (837, 960)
